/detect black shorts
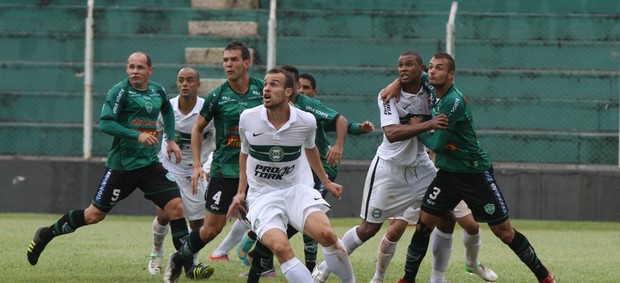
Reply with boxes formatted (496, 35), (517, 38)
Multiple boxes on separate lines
(92, 162), (180, 213)
(421, 167), (510, 225)
(204, 177), (239, 215)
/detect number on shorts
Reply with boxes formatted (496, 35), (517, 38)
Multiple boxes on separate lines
(211, 191), (222, 205)
(428, 187), (441, 200)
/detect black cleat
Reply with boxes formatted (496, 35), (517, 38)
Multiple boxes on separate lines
(185, 263), (215, 279)
(27, 227), (50, 266)
(163, 252), (184, 283)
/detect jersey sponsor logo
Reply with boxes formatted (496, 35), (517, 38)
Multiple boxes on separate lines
(253, 164), (295, 180)
(383, 102), (392, 116)
(268, 147), (284, 161)
(136, 129), (157, 137)
(131, 119), (157, 127)
(112, 89), (125, 114)
(446, 143), (458, 151)
(484, 203), (495, 215)
(225, 136), (241, 148)
(449, 97), (460, 116)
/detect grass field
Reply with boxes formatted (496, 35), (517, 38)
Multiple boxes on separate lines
(3, 213), (620, 282)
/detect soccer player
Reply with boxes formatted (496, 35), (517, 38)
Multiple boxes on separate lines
(228, 67), (354, 282)
(146, 67), (216, 277)
(26, 52), (211, 279)
(396, 52), (555, 283)
(298, 73), (317, 98)
(311, 50), (450, 283)
(162, 40), (264, 283)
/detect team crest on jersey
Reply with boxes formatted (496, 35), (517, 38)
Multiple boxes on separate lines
(165, 172), (175, 182)
(484, 203), (495, 215)
(145, 102), (153, 113)
(372, 208), (382, 219)
(268, 147), (284, 161)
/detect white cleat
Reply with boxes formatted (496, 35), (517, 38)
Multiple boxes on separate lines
(369, 277), (384, 283)
(465, 263), (498, 282)
(147, 252), (163, 275)
(311, 261), (330, 283)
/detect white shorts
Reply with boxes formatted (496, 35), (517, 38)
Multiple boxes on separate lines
(175, 175), (207, 221)
(247, 184), (330, 240)
(392, 200), (473, 224)
(360, 156), (436, 224)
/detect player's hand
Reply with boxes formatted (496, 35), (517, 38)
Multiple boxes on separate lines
(191, 166), (205, 195)
(324, 181), (343, 200)
(226, 193), (248, 222)
(359, 121), (375, 133)
(425, 114), (449, 130)
(326, 144), (343, 167)
(166, 141), (182, 164)
(138, 133), (158, 146)
(380, 82), (401, 103)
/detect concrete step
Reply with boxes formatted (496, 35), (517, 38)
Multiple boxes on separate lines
(185, 47), (257, 65)
(188, 21), (258, 36)
(192, 0), (258, 10)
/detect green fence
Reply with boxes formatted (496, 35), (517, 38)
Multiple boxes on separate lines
(0, 0), (618, 165)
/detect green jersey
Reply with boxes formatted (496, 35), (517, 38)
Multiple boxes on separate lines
(100, 79), (175, 170)
(201, 77), (264, 178)
(419, 84), (491, 173)
(294, 94), (340, 178)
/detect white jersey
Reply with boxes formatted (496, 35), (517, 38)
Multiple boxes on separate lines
(375, 87), (431, 166)
(158, 96), (215, 176)
(239, 104), (316, 202)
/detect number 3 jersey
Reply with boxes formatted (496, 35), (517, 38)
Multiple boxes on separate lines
(239, 104), (316, 201)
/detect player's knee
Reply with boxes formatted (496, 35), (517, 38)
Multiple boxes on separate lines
(314, 228), (338, 247)
(270, 241), (294, 258)
(415, 220), (434, 237)
(357, 222), (381, 241)
(164, 198), (184, 218)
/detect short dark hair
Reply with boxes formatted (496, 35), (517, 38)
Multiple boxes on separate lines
(299, 73), (316, 90)
(280, 65), (299, 82)
(432, 52), (455, 72)
(400, 51), (424, 67)
(267, 68), (295, 90)
(225, 40), (251, 61)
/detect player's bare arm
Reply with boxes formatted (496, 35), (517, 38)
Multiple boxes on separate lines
(190, 114), (209, 195)
(326, 115), (348, 166)
(227, 152), (248, 221)
(306, 147), (343, 199)
(383, 114), (448, 143)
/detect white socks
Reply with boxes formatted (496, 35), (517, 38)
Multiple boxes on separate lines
(372, 235), (398, 280)
(462, 228), (481, 267)
(340, 226), (364, 255)
(211, 219), (247, 257)
(430, 229), (453, 283)
(151, 217), (169, 255)
(323, 239), (355, 283)
(281, 257), (312, 282)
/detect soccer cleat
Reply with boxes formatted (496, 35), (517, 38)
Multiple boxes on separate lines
(147, 252), (163, 275)
(237, 231), (257, 266)
(239, 268), (277, 278)
(539, 274), (556, 283)
(465, 263), (498, 282)
(208, 254), (230, 261)
(369, 277), (384, 283)
(27, 227), (50, 266)
(311, 262), (330, 283)
(163, 252), (184, 283)
(185, 263), (215, 279)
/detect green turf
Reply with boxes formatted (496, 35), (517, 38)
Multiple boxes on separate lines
(3, 213), (620, 282)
